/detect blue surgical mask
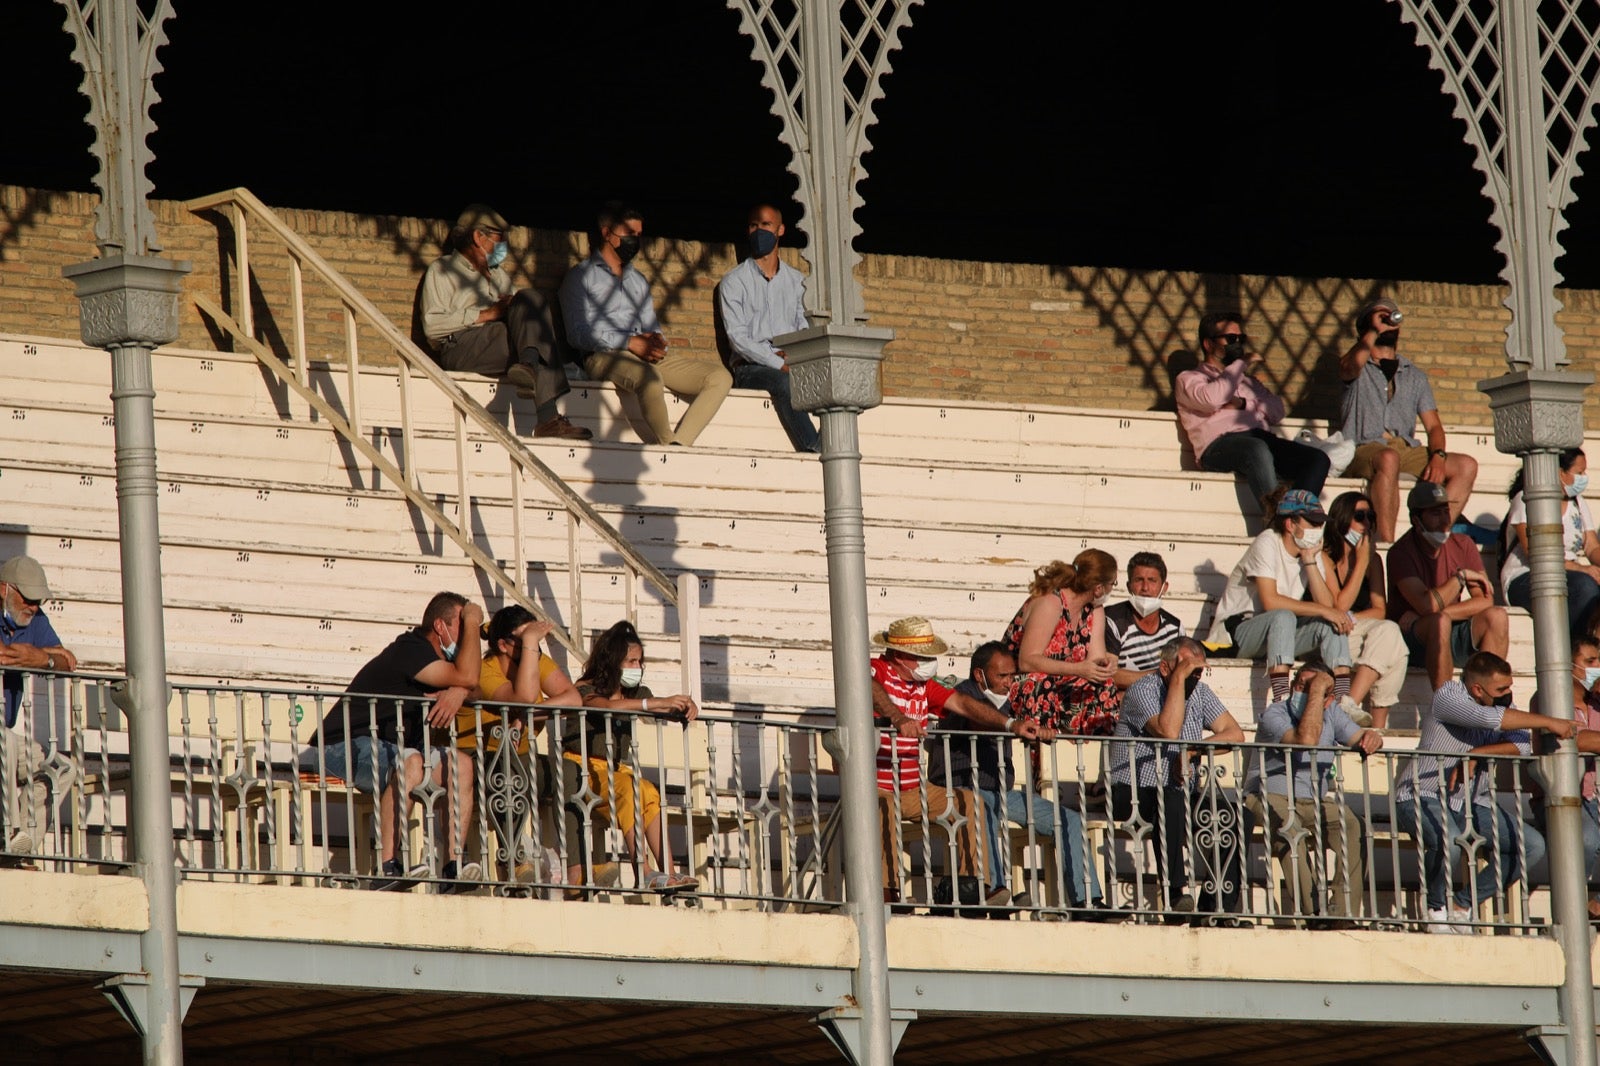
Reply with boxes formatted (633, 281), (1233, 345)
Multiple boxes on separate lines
(1287, 691), (1307, 717)
(1582, 667), (1600, 691)
(1567, 473), (1589, 498)
(620, 667), (645, 689)
(1344, 528), (1363, 547)
(441, 640), (458, 662)
(486, 240), (509, 268)
(748, 228), (778, 258)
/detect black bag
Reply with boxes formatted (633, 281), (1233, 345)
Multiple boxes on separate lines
(929, 875), (984, 917)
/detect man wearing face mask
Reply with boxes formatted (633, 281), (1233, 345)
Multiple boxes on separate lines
(0, 556), (77, 859)
(1387, 480), (1508, 690)
(420, 204), (591, 440)
(560, 201), (732, 446)
(1108, 636), (1247, 922)
(1339, 297), (1478, 542)
(1104, 551), (1185, 692)
(923, 642), (1109, 916)
(714, 204), (819, 453)
(1243, 663), (1382, 926)
(1176, 310), (1330, 520)
(868, 617), (1038, 907)
(1394, 651), (1574, 932)
(303, 592), (483, 892)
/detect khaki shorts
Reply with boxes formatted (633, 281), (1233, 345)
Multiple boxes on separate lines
(1345, 439), (1431, 479)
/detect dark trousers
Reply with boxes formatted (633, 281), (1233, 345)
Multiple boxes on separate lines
(1110, 782), (1243, 914)
(435, 289), (569, 411)
(732, 362), (820, 452)
(1199, 428), (1330, 507)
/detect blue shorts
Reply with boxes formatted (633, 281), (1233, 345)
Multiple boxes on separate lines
(1401, 616), (1477, 669)
(300, 737), (416, 794)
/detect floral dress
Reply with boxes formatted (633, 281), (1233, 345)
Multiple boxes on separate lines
(1003, 592), (1121, 736)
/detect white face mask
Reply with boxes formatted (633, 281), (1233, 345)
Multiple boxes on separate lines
(911, 658), (939, 682)
(1567, 473), (1590, 498)
(1344, 528), (1363, 547)
(1292, 524), (1325, 550)
(1128, 593), (1163, 617)
(1579, 666), (1600, 692)
(982, 687), (1007, 709)
(620, 667), (645, 688)
(1421, 530), (1450, 548)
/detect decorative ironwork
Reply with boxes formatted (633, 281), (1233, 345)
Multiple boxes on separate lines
(56, 0), (176, 257)
(727, 0), (923, 324)
(1392, 0), (1600, 367)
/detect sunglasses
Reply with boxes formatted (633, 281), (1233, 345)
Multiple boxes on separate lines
(1351, 509), (1375, 522)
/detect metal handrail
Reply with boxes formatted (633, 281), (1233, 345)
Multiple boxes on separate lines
(181, 187), (686, 669)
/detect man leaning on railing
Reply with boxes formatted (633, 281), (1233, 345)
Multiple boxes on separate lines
(1243, 662), (1383, 928)
(0, 556), (76, 861)
(1395, 650), (1574, 933)
(300, 592), (483, 893)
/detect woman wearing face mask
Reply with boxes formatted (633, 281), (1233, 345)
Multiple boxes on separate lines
(1003, 549), (1121, 736)
(1311, 492), (1409, 731)
(1543, 637), (1600, 919)
(569, 620), (699, 892)
(1209, 489), (1355, 706)
(1502, 447), (1600, 640)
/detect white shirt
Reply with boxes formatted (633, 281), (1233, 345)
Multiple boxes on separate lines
(1210, 530), (1303, 640)
(1500, 491), (1593, 591)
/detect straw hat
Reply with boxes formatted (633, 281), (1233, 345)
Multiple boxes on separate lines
(870, 616), (948, 658)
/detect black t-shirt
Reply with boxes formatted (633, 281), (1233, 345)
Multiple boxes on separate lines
(925, 678), (1012, 793)
(317, 629), (441, 747)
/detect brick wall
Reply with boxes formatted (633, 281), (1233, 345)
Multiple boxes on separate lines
(4, 183), (1597, 430)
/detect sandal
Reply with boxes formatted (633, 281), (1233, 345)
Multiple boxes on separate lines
(643, 870), (699, 892)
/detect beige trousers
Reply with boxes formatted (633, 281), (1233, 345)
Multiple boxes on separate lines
(1246, 791), (1367, 918)
(584, 349), (732, 445)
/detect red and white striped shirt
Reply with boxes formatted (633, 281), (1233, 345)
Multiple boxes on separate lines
(870, 656), (954, 792)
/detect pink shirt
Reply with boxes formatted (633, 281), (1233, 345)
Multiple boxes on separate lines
(1583, 693), (1600, 800)
(1175, 359), (1286, 460)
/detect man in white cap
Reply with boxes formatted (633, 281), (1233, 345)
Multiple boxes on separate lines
(0, 556), (77, 858)
(1339, 297), (1478, 542)
(868, 615), (1039, 907)
(420, 203), (592, 441)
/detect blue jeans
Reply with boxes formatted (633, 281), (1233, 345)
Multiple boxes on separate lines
(1583, 796), (1600, 884)
(1198, 428), (1330, 507)
(1506, 570), (1600, 641)
(1230, 609), (1352, 670)
(732, 362), (820, 453)
(975, 786), (1102, 905)
(1395, 794), (1545, 910)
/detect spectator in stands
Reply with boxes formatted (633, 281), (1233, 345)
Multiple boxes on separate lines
(870, 616), (1034, 906)
(1104, 551), (1184, 692)
(0, 556), (76, 859)
(1176, 311), (1329, 520)
(1501, 448), (1600, 641)
(1209, 489), (1356, 706)
(1542, 637), (1600, 920)
(560, 201), (732, 446)
(714, 203), (820, 453)
(1339, 297), (1478, 543)
(924, 642), (1109, 916)
(1244, 662), (1383, 926)
(1004, 550), (1122, 736)
(1311, 491), (1409, 730)
(420, 204), (591, 441)
(1388, 480), (1508, 690)
(465, 605), (583, 885)
(1109, 636), (1248, 923)
(304, 592), (483, 892)
(570, 620), (699, 892)
(1394, 651), (1573, 932)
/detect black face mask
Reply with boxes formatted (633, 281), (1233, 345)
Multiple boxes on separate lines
(1374, 329), (1401, 349)
(614, 234), (641, 264)
(1220, 338), (1246, 366)
(1492, 692), (1514, 708)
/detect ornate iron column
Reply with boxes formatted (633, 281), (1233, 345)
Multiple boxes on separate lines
(56, 2), (195, 1063)
(729, 1), (920, 1061)
(1393, 3), (1598, 1062)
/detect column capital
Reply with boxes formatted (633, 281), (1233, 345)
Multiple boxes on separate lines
(778, 323), (894, 414)
(1478, 369), (1592, 454)
(63, 255), (192, 350)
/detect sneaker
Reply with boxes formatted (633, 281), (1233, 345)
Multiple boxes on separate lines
(1337, 695), (1373, 728)
(533, 415), (593, 440)
(1425, 906), (1473, 934)
(504, 363), (540, 398)
(439, 860), (484, 895)
(370, 859), (422, 892)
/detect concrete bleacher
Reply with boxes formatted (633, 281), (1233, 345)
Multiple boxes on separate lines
(0, 331), (1573, 733)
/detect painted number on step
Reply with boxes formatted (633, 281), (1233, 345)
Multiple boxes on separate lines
(58, 538), (72, 550)
(200, 360), (214, 371)
(413, 563), (427, 575)
(257, 490), (270, 501)
(22, 344), (37, 355)
(1190, 482), (1203, 491)
(319, 619), (332, 631)
(345, 496), (359, 508)
(321, 558), (335, 569)
(236, 551), (250, 563)
(275, 427), (289, 439)
(79, 475), (93, 486)
(10, 409), (24, 421)
(229, 612), (244, 624)
(762, 400), (771, 410)
(1026, 413), (1035, 423)
(1099, 476), (1108, 486)
(939, 409), (946, 419)
(102, 415), (115, 427)
(1118, 419), (1131, 429)
(166, 483), (181, 493)
(190, 422), (204, 434)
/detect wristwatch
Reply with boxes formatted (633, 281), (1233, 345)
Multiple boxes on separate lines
(1432, 449), (1448, 459)
(45, 653), (56, 670)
